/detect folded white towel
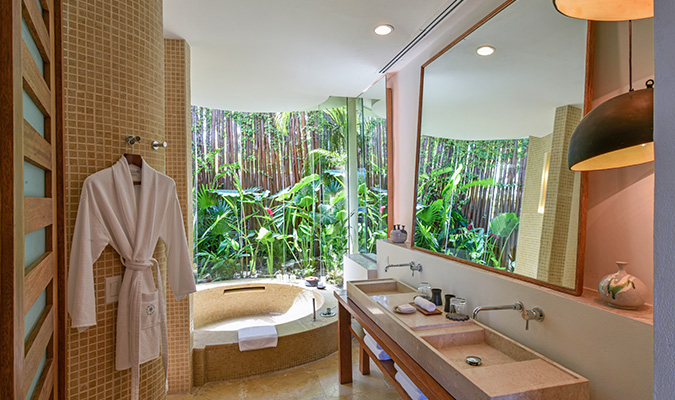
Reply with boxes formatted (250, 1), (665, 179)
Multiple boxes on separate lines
(364, 332), (391, 360)
(364, 331), (383, 350)
(414, 296), (437, 312)
(395, 370), (428, 400)
(237, 325), (278, 352)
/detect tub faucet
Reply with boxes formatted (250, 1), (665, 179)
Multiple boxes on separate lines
(472, 301), (545, 330)
(385, 261), (423, 277)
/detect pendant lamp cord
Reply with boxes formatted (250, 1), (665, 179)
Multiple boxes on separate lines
(629, 20), (633, 92)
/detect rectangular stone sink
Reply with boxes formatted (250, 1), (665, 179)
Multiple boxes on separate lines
(347, 279), (589, 399)
(349, 279), (416, 296)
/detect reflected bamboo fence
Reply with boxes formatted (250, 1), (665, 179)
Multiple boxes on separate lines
(417, 136), (528, 229)
(417, 136), (528, 269)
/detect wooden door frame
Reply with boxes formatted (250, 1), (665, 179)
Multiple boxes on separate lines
(0, 0), (65, 398)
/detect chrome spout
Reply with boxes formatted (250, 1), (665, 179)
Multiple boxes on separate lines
(312, 298), (316, 321)
(384, 262), (411, 272)
(472, 301), (523, 319)
(472, 301), (545, 330)
(384, 261), (423, 276)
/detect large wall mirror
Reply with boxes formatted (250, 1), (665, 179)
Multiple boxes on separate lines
(412, 0), (592, 294)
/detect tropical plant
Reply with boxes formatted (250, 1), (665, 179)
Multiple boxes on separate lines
(192, 105), (389, 284)
(414, 163), (523, 271)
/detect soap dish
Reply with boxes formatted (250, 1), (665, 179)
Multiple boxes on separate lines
(446, 313), (469, 321)
(394, 305), (416, 314)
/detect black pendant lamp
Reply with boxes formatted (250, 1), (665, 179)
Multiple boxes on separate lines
(553, 0), (653, 21)
(567, 21), (654, 171)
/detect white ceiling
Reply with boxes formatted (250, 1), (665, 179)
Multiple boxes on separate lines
(163, 0), (450, 111)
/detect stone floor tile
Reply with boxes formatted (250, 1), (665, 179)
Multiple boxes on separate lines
(168, 339), (401, 400)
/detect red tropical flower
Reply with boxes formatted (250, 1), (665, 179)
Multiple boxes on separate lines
(265, 207), (273, 217)
(380, 205), (386, 215)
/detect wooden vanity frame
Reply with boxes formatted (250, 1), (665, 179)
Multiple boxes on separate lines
(335, 291), (456, 400)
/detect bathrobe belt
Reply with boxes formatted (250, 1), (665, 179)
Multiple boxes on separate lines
(122, 257), (169, 400)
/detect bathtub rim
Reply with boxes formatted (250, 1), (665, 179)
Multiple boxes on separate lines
(192, 278), (338, 349)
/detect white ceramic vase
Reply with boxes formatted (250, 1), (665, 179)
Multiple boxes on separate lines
(598, 261), (646, 309)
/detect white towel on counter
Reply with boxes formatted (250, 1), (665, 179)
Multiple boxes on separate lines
(394, 364), (428, 400)
(414, 296), (437, 312)
(238, 325), (278, 351)
(363, 332), (391, 360)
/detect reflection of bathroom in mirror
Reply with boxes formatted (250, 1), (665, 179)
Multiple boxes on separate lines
(412, 0), (591, 294)
(356, 77), (392, 250)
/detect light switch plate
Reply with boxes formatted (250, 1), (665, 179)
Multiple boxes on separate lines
(105, 275), (122, 304)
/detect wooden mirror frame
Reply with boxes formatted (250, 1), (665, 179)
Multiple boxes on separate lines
(410, 0), (595, 296)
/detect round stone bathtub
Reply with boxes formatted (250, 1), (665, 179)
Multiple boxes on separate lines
(192, 280), (338, 385)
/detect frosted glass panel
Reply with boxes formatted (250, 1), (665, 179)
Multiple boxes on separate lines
(25, 228), (47, 268)
(22, 13), (48, 399)
(24, 162), (46, 197)
(25, 354), (46, 400)
(23, 91), (45, 137)
(24, 290), (46, 339)
(21, 19), (44, 74)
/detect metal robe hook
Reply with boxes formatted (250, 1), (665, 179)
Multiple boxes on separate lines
(126, 136), (141, 153)
(152, 141), (168, 150)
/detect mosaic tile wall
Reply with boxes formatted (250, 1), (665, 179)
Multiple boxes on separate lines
(537, 105), (581, 286)
(63, 0), (168, 398)
(515, 106), (581, 287)
(164, 38), (194, 394)
(516, 134), (552, 280)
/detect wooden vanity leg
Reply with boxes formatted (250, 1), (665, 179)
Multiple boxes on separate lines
(338, 301), (353, 384)
(359, 345), (370, 375)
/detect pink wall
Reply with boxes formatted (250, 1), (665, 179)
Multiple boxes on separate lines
(584, 20), (654, 304)
(584, 163), (654, 303)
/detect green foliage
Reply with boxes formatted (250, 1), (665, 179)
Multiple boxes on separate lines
(415, 162), (521, 272)
(192, 106), (388, 284)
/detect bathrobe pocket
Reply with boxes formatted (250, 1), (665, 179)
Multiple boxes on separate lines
(141, 291), (160, 329)
(140, 291), (161, 363)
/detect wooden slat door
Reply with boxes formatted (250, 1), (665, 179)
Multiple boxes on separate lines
(0, 0), (64, 399)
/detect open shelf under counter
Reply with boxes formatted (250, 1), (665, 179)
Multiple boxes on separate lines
(335, 290), (456, 400)
(349, 320), (412, 400)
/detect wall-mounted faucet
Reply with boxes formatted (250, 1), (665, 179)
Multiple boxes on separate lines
(521, 306), (545, 330)
(472, 301), (544, 330)
(472, 301), (523, 319)
(384, 261), (423, 277)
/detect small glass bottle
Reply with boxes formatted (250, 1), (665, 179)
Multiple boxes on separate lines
(417, 282), (432, 300)
(450, 297), (467, 315)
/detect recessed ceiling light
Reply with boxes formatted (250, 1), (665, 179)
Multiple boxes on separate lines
(374, 24), (394, 36)
(476, 45), (495, 56)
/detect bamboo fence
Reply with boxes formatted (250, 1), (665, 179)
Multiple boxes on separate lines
(192, 107), (389, 194)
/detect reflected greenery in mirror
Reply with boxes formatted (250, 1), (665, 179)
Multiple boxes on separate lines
(412, 0), (589, 294)
(415, 137), (528, 272)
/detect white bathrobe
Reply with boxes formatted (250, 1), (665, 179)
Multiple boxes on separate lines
(68, 157), (196, 399)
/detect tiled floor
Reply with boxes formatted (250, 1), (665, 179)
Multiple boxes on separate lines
(168, 339), (402, 400)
